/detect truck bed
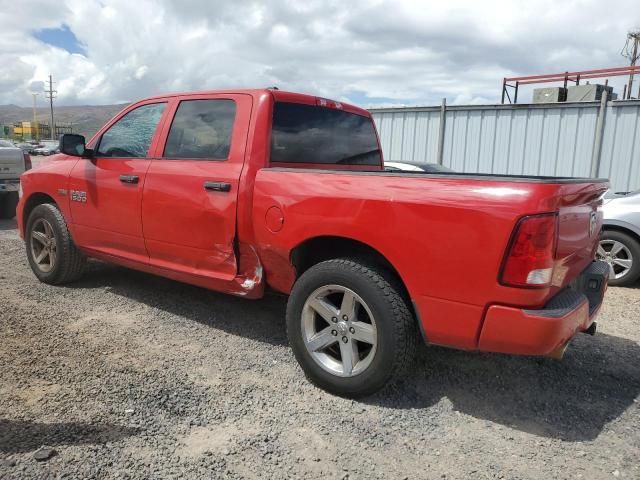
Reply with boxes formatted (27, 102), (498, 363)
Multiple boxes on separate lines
(252, 167), (608, 348)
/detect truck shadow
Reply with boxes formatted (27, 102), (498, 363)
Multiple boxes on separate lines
(69, 261), (639, 442)
(367, 334), (640, 441)
(0, 419), (138, 454)
(70, 260), (289, 348)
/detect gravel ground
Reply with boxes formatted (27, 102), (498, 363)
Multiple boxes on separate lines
(0, 217), (639, 479)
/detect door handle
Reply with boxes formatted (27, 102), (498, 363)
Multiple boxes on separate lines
(119, 175), (139, 184)
(204, 181), (232, 192)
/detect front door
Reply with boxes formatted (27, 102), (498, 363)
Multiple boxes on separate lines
(68, 101), (168, 263)
(141, 94), (252, 280)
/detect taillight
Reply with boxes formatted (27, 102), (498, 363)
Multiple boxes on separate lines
(500, 213), (558, 288)
(23, 152), (32, 171)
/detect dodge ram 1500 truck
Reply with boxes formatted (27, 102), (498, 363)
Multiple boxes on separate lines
(17, 89), (610, 397)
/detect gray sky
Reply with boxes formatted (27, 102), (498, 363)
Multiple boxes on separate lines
(1, 0), (639, 107)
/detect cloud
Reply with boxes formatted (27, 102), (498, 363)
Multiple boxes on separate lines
(29, 81), (45, 93)
(1, 0), (638, 107)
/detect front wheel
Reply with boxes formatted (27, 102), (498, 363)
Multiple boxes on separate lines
(286, 258), (416, 397)
(597, 230), (640, 287)
(25, 203), (86, 285)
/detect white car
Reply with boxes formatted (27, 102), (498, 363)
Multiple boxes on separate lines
(597, 190), (640, 286)
(384, 161), (454, 173)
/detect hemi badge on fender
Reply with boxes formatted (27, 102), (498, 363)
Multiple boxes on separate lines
(58, 188), (67, 196)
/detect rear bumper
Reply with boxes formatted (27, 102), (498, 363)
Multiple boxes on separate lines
(478, 261), (609, 356)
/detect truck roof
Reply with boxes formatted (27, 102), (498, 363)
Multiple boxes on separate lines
(135, 88), (371, 117)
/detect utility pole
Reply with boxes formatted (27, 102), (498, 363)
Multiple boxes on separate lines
(44, 75), (57, 139)
(622, 30), (640, 99)
(32, 93), (39, 141)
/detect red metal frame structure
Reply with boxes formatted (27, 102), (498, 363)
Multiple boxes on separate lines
(501, 66), (640, 103)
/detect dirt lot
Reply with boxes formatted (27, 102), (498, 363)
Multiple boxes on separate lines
(0, 217), (638, 479)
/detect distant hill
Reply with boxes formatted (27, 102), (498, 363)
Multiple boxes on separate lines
(0, 103), (128, 139)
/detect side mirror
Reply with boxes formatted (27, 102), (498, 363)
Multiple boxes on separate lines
(59, 134), (89, 157)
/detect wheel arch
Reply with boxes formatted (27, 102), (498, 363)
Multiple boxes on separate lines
(22, 192), (58, 228)
(290, 235), (412, 304)
(602, 222), (640, 245)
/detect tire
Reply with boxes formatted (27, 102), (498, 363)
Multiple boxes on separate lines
(597, 230), (640, 287)
(25, 203), (86, 285)
(0, 191), (19, 219)
(286, 258), (416, 397)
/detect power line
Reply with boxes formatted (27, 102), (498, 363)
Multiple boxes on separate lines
(621, 30), (640, 99)
(44, 75), (57, 139)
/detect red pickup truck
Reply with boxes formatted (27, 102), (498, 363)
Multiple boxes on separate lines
(17, 89), (609, 397)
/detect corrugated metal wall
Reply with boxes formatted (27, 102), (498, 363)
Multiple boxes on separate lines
(599, 102), (640, 192)
(374, 109), (441, 165)
(370, 100), (640, 192)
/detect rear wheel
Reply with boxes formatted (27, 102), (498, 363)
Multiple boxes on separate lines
(597, 230), (640, 287)
(286, 258), (416, 397)
(0, 192), (18, 219)
(25, 204), (86, 284)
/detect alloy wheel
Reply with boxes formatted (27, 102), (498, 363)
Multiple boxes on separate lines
(597, 240), (633, 280)
(30, 218), (57, 273)
(301, 285), (377, 377)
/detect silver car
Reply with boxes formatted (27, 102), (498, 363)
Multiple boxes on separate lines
(597, 190), (640, 286)
(0, 139), (29, 219)
(32, 140), (60, 156)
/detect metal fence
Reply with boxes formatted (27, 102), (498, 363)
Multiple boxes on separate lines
(370, 99), (640, 192)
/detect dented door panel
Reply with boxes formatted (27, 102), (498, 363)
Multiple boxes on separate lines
(141, 93), (253, 282)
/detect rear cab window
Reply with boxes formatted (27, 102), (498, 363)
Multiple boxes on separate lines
(270, 102), (382, 167)
(163, 99), (236, 160)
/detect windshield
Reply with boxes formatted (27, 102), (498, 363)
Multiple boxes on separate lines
(0, 140), (14, 147)
(271, 102), (381, 166)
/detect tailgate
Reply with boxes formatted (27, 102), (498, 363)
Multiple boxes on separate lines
(0, 149), (25, 179)
(553, 181), (609, 288)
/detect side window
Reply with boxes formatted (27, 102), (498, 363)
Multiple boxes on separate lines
(97, 103), (166, 158)
(163, 99), (236, 160)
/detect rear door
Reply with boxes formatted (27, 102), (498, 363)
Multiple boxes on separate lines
(68, 101), (168, 263)
(141, 94), (252, 280)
